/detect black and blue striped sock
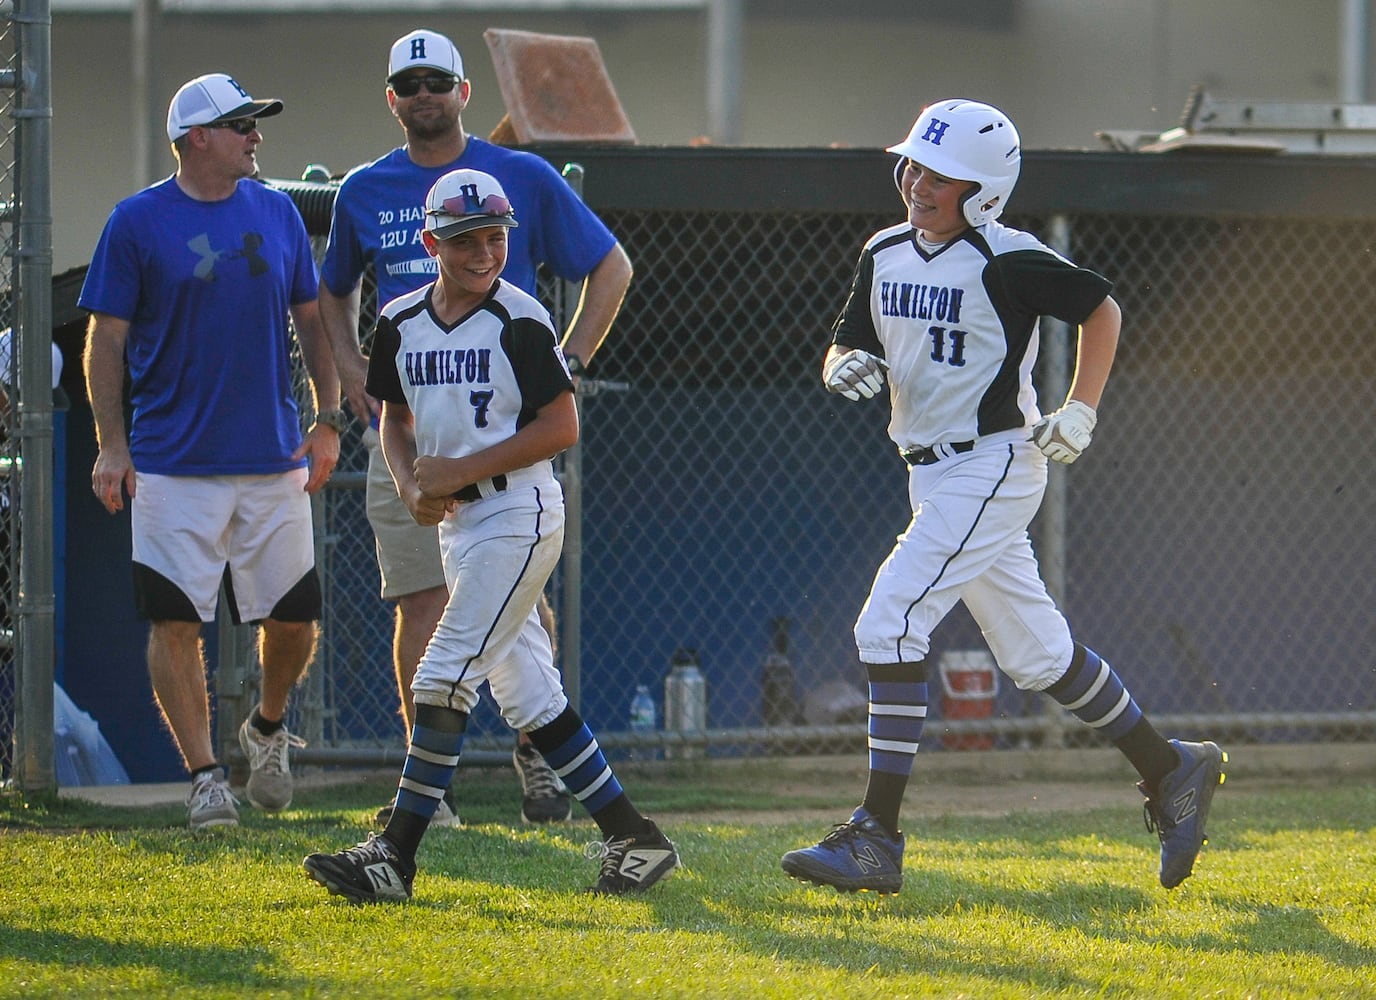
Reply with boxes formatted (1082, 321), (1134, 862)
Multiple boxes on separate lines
(1043, 644), (1142, 739)
(1044, 643), (1175, 784)
(527, 707), (645, 838)
(860, 660), (928, 837)
(384, 703), (467, 860)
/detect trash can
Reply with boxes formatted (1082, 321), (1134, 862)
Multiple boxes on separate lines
(937, 650), (998, 750)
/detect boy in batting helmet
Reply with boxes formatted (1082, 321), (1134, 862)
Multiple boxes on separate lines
(782, 99), (1225, 895)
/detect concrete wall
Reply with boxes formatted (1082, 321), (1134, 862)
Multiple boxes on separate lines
(54, 2), (1363, 271)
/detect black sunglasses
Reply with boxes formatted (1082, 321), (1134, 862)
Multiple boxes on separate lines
(390, 74), (459, 98)
(201, 118), (258, 136)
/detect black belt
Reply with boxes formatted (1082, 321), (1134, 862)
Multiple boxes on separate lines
(902, 440), (974, 466)
(454, 473), (508, 502)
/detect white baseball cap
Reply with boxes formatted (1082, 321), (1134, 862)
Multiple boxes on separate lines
(166, 73), (283, 141)
(424, 169), (518, 241)
(388, 29), (464, 82)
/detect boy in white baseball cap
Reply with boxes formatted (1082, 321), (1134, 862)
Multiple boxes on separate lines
(304, 169), (678, 903)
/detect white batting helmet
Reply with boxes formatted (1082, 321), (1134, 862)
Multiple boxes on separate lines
(887, 99), (1021, 227)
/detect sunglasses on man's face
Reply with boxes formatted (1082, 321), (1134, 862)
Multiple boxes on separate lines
(201, 118), (258, 136)
(390, 74), (459, 98)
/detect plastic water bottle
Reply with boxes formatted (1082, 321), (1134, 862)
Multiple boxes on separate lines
(629, 683), (657, 759)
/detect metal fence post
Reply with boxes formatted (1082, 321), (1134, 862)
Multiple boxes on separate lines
(13, 0), (55, 794)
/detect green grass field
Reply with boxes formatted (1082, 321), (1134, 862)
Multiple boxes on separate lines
(2, 755), (1374, 999)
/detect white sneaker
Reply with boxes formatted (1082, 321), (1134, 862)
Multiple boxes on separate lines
(431, 797), (461, 828)
(373, 792), (461, 829)
(187, 769), (239, 830)
(238, 717), (305, 811)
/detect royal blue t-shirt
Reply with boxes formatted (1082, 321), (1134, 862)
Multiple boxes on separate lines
(79, 177), (319, 475)
(321, 137), (616, 307)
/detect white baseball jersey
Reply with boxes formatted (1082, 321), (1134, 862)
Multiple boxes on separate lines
(366, 278), (573, 466)
(832, 219), (1111, 454)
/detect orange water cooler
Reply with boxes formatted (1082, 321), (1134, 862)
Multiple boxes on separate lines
(937, 650), (998, 750)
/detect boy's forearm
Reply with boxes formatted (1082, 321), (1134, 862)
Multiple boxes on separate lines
(1067, 297), (1121, 409)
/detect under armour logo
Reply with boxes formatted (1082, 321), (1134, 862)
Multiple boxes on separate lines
(409, 38), (427, 60)
(853, 845), (883, 873)
(187, 232), (271, 282)
(921, 118), (950, 144)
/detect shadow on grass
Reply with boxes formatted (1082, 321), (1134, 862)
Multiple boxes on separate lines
(0, 925), (287, 992)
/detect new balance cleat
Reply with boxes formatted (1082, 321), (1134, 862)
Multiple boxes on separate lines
(1140, 739), (1227, 889)
(586, 821), (680, 894)
(372, 790), (460, 829)
(238, 717), (305, 811)
(781, 806), (904, 894)
(304, 833), (415, 903)
(513, 742), (572, 824)
(186, 768), (239, 830)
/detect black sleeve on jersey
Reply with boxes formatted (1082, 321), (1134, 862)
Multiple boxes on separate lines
(830, 248), (884, 356)
(502, 316), (575, 430)
(365, 315), (407, 404)
(995, 249), (1113, 326)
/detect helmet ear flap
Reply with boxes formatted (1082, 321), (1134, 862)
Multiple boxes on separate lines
(957, 185), (979, 225)
(962, 188), (1001, 228)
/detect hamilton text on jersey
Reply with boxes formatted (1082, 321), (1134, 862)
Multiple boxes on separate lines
(879, 281), (964, 323)
(404, 348), (492, 387)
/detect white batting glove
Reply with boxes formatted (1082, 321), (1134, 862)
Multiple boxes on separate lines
(1032, 400), (1098, 464)
(823, 349), (888, 401)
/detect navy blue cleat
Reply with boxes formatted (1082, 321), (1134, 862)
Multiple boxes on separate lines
(1140, 739), (1227, 889)
(781, 806), (904, 894)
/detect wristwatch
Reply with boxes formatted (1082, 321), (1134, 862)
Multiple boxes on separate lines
(313, 407), (348, 434)
(564, 353), (586, 378)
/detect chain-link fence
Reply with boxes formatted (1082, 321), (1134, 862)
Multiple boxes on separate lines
(264, 153), (1376, 769)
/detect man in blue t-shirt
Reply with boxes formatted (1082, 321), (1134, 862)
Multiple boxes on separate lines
(80, 73), (343, 830)
(319, 28), (632, 829)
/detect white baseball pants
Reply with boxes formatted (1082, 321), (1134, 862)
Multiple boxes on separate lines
(854, 430), (1074, 691)
(412, 475), (569, 730)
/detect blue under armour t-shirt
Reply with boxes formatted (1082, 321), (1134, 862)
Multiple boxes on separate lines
(79, 177), (319, 475)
